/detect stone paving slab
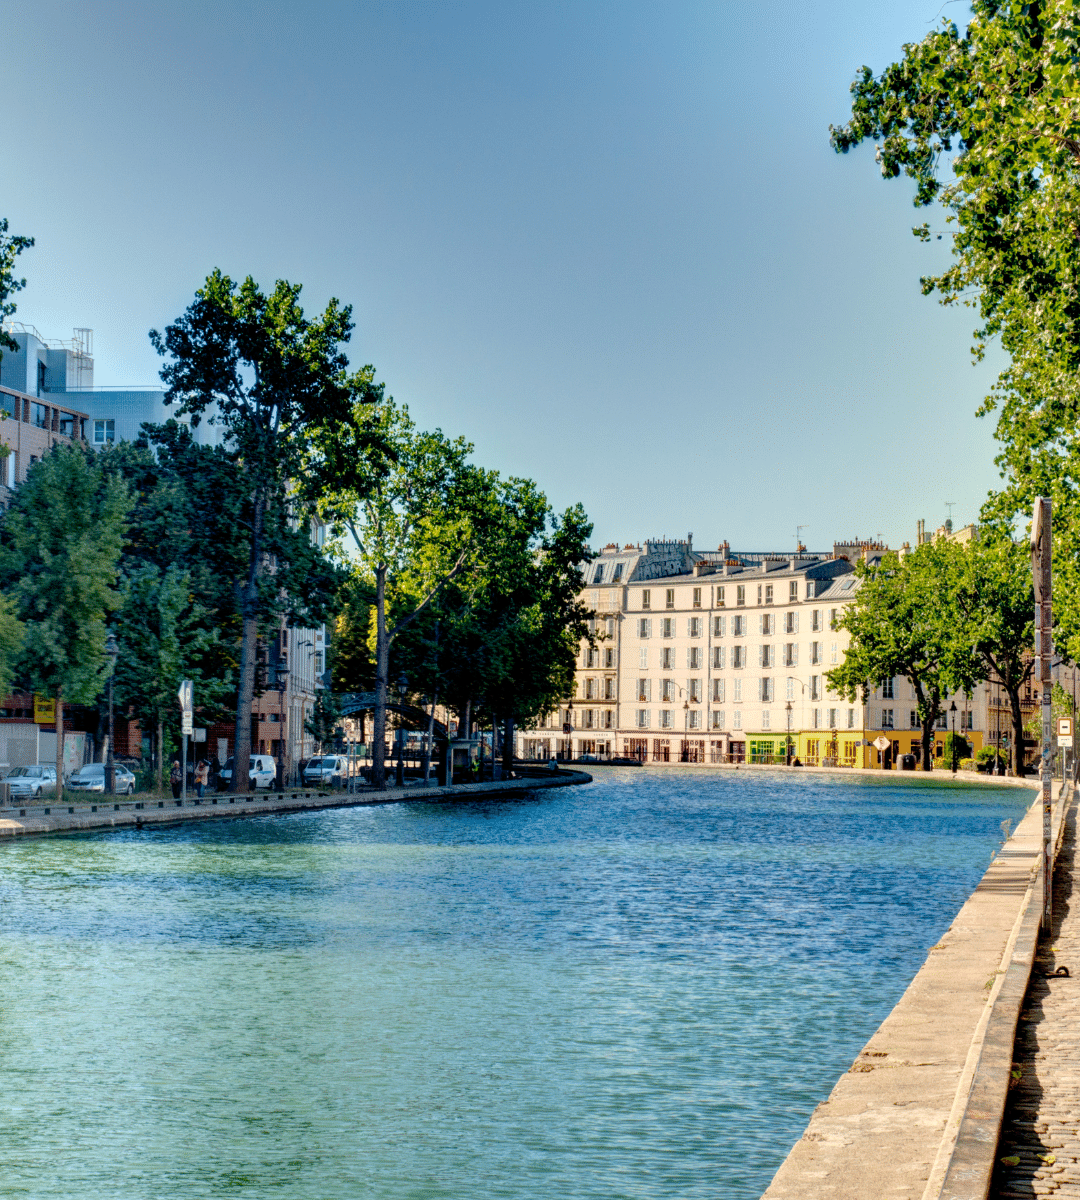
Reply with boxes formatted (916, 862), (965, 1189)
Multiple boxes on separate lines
(989, 800), (1080, 1199)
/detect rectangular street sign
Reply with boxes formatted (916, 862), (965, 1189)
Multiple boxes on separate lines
(1059, 735), (1074, 749)
(181, 714), (193, 735)
(1058, 717), (1073, 738)
(194, 728), (206, 743)
(178, 679), (193, 714)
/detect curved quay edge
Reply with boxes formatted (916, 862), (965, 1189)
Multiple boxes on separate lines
(0, 769), (594, 840)
(761, 778), (1071, 1200)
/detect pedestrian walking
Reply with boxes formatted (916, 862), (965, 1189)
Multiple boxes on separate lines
(195, 759), (209, 798)
(170, 759), (182, 800)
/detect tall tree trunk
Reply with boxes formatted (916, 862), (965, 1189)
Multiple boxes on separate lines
(372, 564), (388, 789)
(921, 717), (934, 771)
(1008, 686), (1026, 776)
(55, 688), (64, 805)
(422, 691), (436, 783)
(502, 716), (514, 777)
(231, 491), (265, 793)
(156, 718), (164, 794)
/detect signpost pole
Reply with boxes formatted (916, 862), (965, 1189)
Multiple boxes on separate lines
(1032, 499), (1053, 933)
(178, 679), (193, 804)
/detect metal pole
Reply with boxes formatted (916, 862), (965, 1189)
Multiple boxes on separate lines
(106, 673), (115, 795)
(181, 729), (188, 804)
(1033, 497), (1053, 932)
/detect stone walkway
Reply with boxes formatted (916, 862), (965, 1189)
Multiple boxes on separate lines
(990, 800), (1080, 1198)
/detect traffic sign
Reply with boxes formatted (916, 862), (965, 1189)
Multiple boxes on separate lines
(178, 679), (193, 714)
(873, 735), (891, 752)
(562, 723), (572, 734)
(1060, 735), (1074, 749)
(1058, 717), (1073, 738)
(181, 714), (193, 735)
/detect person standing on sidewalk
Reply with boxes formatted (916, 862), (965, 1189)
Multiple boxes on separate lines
(194, 760), (209, 798)
(170, 759), (182, 800)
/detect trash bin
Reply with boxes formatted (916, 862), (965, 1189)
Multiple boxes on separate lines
(900, 754), (917, 771)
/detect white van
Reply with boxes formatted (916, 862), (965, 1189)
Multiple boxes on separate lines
(218, 755), (277, 790)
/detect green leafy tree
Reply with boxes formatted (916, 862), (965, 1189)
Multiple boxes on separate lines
(304, 691), (343, 752)
(951, 529), (1035, 775)
(113, 564), (229, 793)
(150, 273), (365, 789)
(0, 218), (33, 360)
(828, 541), (981, 770)
(830, 3), (1080, 653)
(322, 397), (500, 788)
(0, 596), (25, 700)
(0, 446), (131, 798)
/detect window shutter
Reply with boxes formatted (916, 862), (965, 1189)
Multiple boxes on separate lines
(647, 619), (653, 637)
(758, 644), (763, 667)
(646, 680), (652, 702)
(793, 613), (799, 634)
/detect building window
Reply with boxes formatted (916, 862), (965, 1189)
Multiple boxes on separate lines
(806, 582), (816, 599)
(689, 679), (702, 702)
(605, 617), (615, 638)
(639, 648), (648, 669)
(661, 647), (674, 670)
(760, 678), (773, 702)
(638, 618), (651, 638)
(712, 646), (725, 669)
(810, 675), (821, 701)
(713, 615), (725, 637)
(93, 418), (115, 444)
(586, 648), (598, 668)
(847, 708), (855, 728)
(786, 677), (795, 701)
(584, 709), (595, 729)
(784, 611), (797, 634)
(642, 589), (651, 610)
(734, 679), (743, 702)
(789, 581), (798, 601)
(636, 709), (650, 728)
(911, 711), (919, 729)
(962, 711), (973, 731)
(762, 710), (770, 729)
(881, 709), (895, 729)
(604, 647), (615, 668)
(784, 643), (797, 667)
(736, 585), (746, 606)
(760, 645), (773, 668)
(604, 677), (615, 700)
(689, 617), (701, 638)
(733, 646), (745, 669)
(716, 586), (725, 607)
(765, 585), (773, 604)
(661, 618), (674, 638)
(689, 710), (701, 730)
(813, 708), (821, 729)
(830, 608), (838, 628)
(603, 709), (615, 729)
(732, 615), (745, 637)
(688, 647), (701, 669)
(666, 588), (675, 609)
(637, 679), (651, 702)
(613, 563), (624, 582)
(659, 709), (673, 729)
(810, 642), (821, 665)
(733, 710), (742, 729)
(757, 585), (763, 605)
(592, 565), (604, 584)
(692, 587), (701, 608)
(881, 677), (894, 699)
(811, 609), (821, 632)
(711, 710), (725, 729)
(32, 403), (49, 430)
(828, 708), (837, 728)
(585, 678), (597, 699)
(712, 678), (725, 702)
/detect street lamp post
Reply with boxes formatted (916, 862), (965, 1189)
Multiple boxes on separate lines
(785, 701), (794, 765)
(564, 700), (574, 763)
(683, 699), (690, 761)
(950, 700), (958, 774)
(104, 631), (119, 795)
(396, 672), (408, 788)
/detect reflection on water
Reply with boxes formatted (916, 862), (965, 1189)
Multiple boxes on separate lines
(0, 769), (1029, 1198)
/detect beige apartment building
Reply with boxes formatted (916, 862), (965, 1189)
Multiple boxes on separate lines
(517, 535), (989, 768)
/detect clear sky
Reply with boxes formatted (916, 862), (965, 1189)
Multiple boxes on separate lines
(3, 0), (998, 553)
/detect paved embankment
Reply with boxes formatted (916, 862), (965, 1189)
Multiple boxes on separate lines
(988, 800), (1080, 1199)
(762, 781), (1063, 1200)
(0, 770), (592, 838)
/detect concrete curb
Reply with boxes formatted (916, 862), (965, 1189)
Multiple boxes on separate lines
(761, 783), (1054, 1200)
(932, 786), (1074, 1200)
(0, 770), (593, 839)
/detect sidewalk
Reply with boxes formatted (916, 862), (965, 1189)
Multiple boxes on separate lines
(990, 797), (1080, 1198)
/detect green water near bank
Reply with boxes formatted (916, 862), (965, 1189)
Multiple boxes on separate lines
(0, 769), (1030, 1198)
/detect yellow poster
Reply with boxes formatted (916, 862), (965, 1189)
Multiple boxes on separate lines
(33, 695), (55, 724)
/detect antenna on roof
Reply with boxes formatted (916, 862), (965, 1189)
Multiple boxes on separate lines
(796, 525), (808, 554)
(944, 501), (956, 523)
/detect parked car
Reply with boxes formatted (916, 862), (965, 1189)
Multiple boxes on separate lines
(4, 764), (57, 800)
(217, 755), (276, 791)
(67, 763), (137, 795)
(302, 756), (349, 787)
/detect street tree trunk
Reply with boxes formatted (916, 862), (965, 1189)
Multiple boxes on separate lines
(422, 691), (436, 783)
(156, 718), (164, 794)
(502, 716), (514, 777)
(231, 490), (265, 793)
(921, 717), (934, 771)
(55, 688), (64, 805)
(1008, 686), (1026, 776)
(371, 564), (388, 789)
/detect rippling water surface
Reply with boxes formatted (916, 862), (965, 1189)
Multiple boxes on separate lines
(0, 768), (1030, 1199)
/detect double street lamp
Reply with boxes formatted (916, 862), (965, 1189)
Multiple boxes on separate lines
(104, 631), (119, 795)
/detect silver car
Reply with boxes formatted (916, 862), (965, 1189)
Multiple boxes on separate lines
(302, 756), (348, 787)
(67, 763), (136, 795)
(5, 765), (57, 800)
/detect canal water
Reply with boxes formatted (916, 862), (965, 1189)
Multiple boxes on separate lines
(0, 769), (1029, 1199)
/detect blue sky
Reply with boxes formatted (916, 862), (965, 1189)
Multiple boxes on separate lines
(3, 0), (998, 553)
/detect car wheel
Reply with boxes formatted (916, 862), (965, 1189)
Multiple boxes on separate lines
(126, 784), (134, 796)
(34, 788), (41, 799)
